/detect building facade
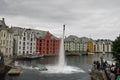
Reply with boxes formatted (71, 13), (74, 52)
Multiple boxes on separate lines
(64, 35), (112, 54)
(87, 40), (94, 52)
(0, 19), (13, 57)
(64, 35), (88, 54)
(12, 27), (36, 56)
(36, 31), (60, 56)
(93, 39), (112, 53)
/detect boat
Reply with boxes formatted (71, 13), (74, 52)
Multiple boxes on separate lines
(25, 55), (44, 59)
(15, 54), (44, 60)
(66, 53), (81, 56)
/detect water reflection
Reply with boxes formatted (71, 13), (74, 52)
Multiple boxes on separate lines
(5, 53), (113, 80)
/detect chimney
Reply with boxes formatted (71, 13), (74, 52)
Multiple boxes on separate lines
(2, 18), (5, 22)
(1, 18), (7, 28)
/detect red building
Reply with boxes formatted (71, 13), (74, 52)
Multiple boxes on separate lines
(36, 32), (60, 56)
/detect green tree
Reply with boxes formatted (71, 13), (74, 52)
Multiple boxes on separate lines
(112, 35), (120, 64)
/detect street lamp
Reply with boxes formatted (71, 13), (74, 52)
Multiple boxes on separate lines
(100, 42), (105, 69)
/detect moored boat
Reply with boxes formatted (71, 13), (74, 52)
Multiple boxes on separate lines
(66, 53), (81, 56)
(25, 55), (44, 59)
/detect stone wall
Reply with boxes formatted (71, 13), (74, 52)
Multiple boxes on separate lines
(90, 70), (107, 80)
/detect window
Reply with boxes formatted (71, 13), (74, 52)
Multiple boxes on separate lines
(31, 38), (33, 41)
(19, 46), (21, 49)
(23, 37), (26, 41)
(4, 33), (5, 37)
(23, 42), (25, 46)
(23, 51), (25, 55)
(24, 33), (26, 36)
(23, 47), (25, 50)
(19, 41), (21, 45)
(6, 48), (8, 53)
(9, 48), (11, 53)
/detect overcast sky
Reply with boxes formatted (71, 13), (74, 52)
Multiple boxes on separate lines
(0, 0), (120, 40)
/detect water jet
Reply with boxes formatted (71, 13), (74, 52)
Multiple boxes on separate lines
(41, 25), (85, 74)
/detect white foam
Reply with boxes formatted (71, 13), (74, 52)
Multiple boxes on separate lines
(41, 65), (85, 74)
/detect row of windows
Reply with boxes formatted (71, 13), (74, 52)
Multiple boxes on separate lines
(36, 47), (57, 50)
(24, 33), (33, 37)
(37, 40), (59, 42)
(19, 41), (35, 45)
(36, 43), (58, 47)
(6, 48), (12, 53)
(0, 32), (12, 38)
(19, 51), (33, 54)
(19, 36), (35, 41)
(19, 46), (35, 50)
(0, 40), (13, 46)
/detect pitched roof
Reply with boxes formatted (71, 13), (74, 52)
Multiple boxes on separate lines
(11, 27), (25, 36)
(31, 29), (59, 40)
(31, 29), (47, 38)
(11, 27), (59, 40)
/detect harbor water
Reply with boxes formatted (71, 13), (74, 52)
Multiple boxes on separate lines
(5, 53), (112, 80)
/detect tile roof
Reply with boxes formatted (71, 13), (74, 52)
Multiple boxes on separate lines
(11, 27), (25, 36)
(64, 35), (91, 43)
(11, 27), (59, 40)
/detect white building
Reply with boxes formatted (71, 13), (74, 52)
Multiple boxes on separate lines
(12, 27), (36, 56)
(93, 39), (112, 53)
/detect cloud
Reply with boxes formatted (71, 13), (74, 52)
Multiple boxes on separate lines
(0, 0), (120, 40)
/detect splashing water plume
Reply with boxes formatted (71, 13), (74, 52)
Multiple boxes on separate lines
(58, 24), (66, 67)
(41, 25), (85, 74)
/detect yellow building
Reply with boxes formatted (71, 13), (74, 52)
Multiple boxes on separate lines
(87, 41), (93, 52)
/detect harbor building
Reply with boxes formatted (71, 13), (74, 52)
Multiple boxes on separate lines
(93, 39), (112, 53)
(12, 27), (36, 56)
(35, 31), (60, 56)
(87, 40), (94, 53)
(12, 27), (60, 56)
(0, 18), (13, 57)
(64, 35), (89, 54)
